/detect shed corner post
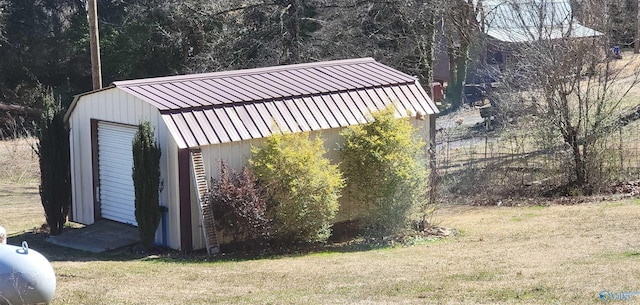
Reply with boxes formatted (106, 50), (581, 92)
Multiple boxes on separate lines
(178, 148), (193, 253)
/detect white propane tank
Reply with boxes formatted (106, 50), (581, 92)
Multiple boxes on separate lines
(0, 241), (56, 305)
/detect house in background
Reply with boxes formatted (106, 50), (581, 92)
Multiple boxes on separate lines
(478, 0), (603, 82)
(434, 0), (603, 95)
(64, 58), (439, 252)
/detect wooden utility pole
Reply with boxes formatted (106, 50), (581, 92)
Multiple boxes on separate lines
(88, 0), (102, 89)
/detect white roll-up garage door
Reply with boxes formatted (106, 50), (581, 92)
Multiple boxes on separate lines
(98, 122), (138, 226)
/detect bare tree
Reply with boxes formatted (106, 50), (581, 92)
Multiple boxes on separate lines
(278, 0), (301, 64)
(310, 0), (439, 94)
(492, 0), (640, 192)
(89, 0), (443, 92)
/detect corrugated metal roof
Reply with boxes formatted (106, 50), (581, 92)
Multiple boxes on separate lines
(482, 0), (603, 43)
(112, 58), (438, 149)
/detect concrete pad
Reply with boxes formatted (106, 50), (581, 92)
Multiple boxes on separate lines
(46, 220), (139, 253)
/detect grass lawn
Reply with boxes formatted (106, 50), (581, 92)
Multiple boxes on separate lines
(3, 176), (640, 304)
(2, 138), (640, 304)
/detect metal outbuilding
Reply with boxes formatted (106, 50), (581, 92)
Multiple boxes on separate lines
(65, 58), (439, 251)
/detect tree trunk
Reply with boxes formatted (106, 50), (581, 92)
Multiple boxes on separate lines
(447, 47), (461, 108)
(566, 127), (586, 187)
(417, 7), (436, 98)
(279, 0), (300, 64)
(0, 102), (41, 118)
(446, 41), (469, 110)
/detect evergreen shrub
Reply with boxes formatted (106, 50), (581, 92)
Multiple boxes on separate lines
(37, 91), (71, 235)
(132, 121), (162, 250)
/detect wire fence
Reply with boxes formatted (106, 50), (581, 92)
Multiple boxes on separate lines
(434, 119), (640, 198)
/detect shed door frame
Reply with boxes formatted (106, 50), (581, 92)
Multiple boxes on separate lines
(91, 119), (138, 225)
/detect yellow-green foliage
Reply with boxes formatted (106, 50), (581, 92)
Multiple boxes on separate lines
(250, 132), (344, 244)
(340, 107), (428, 237)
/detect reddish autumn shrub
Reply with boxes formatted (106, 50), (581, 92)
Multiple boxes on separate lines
(208, 162), (271, 248)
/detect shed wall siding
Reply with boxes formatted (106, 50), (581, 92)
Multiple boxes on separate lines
(164, 136), (181, 250)
(68, 88), (181, 250)
(192, 118), (430, 248)
(194, 140), (256, 249)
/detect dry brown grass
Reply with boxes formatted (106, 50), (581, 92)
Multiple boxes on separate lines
(0, 137), (39, 184)
(0, 137), (43, 236)
(0, 181), (43, 236)
(611, 52), (640, 93)
(7, 197), (626, 304)
(3, 141), (640, 304)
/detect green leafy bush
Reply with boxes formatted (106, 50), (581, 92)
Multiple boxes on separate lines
(339, 107), (428, 237)
(132, 121), (162, 250)
(208, 162), (271, 248)
(37, 91), (71, 235)
(251, 132), (344, 244)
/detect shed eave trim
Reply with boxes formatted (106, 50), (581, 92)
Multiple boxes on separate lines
(64, 85), (117, 123)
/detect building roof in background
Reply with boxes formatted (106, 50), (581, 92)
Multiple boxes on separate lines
(72, 58), (438, 149)
(482, 0), (602, 43)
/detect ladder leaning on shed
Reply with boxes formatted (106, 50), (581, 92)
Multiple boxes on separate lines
(190, 149), (220, 255)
